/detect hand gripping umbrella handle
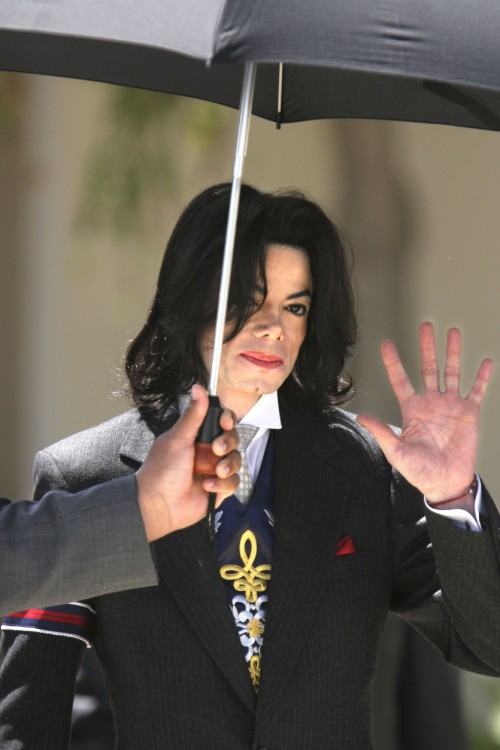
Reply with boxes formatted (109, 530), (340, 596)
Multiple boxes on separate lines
(193, 395), (224, 475)
(194, 395), (224, 548)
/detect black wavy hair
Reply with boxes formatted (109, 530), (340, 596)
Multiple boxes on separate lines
(125, 182), (357, 419)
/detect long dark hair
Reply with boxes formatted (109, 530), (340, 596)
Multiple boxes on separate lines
(125, 182), (357, 419)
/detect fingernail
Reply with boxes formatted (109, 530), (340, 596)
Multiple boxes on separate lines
(191, 385), (200, 401)
(205, 479), (216, 489)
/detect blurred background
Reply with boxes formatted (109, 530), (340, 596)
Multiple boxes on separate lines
(1, 71), (499, 747)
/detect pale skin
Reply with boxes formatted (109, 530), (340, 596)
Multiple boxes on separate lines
(357, 322), (494, 512)
(201, 244), (312, 421)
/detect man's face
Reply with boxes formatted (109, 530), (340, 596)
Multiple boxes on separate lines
(201, 244), (313, 420)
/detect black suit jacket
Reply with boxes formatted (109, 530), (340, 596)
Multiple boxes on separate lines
(1, 403), (500, 749)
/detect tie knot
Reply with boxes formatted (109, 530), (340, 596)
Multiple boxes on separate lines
(236, 424), (259, 453)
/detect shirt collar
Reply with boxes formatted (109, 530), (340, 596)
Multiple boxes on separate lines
(177, 390), (282, 431)
(239, 391), (281, 431)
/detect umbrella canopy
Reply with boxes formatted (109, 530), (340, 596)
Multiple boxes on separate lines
(1, 0), (500, 131)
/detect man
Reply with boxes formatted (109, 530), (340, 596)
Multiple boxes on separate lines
(0, 392), (239, 614)
(1, 183), (499, 749)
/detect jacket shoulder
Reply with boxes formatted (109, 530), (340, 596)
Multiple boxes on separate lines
(34, 409), (149, 495)
(328, 407), (389, 472)
(330, 408), (424, 522)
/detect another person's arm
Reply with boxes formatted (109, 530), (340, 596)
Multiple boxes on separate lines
(0, 478), (154, 616)
(0, 387), (239, 748)
(0, 385), (239, 614)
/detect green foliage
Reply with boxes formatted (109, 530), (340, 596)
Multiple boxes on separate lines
(75, 86), (230, 237)
(467, 675), (500, 750)
(470, 731), (500, 750)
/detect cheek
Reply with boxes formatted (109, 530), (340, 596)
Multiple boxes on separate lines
(289, 326), (307, 361)
(297, 319), (309, 345)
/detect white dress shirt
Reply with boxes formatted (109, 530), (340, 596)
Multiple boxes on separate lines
(238, 391), (281, 481)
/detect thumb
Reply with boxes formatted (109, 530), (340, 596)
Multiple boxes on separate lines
(356, 414), (400, 464)
(173, 384), (209, 445)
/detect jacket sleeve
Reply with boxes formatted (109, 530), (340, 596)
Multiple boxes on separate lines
(0, 630), (86, 749)
(331, 409), (500, 676)
(0, 451), (97, 748)
(389, 467), (500, 676)
(0, 468), (157, 617)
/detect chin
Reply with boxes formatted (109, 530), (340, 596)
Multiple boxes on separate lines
(252, 380), (284, 396)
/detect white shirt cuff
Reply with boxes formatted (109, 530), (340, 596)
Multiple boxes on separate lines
(425, 476), (483, 532)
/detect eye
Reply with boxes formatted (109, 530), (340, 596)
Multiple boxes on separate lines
(286, 302), (309, 317)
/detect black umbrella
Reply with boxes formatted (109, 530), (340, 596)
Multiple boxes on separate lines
(1, 0), (499, 459)
(1, 0), (500, 130)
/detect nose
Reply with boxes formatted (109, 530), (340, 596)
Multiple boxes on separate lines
(252, 305), (283, 340)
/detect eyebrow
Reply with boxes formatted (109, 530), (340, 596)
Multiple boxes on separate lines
(286, 289), (312, 300)
(252, 284), (312, 300)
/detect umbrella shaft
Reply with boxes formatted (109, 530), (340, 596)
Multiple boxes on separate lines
(208, 62), (257, 397)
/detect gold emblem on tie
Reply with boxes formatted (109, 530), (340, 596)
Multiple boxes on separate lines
(220, 530), (271, 603)
(220, 529), (271, 691)
(249, 655), (261, 690)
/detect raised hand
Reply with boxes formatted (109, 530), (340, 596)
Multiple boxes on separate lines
(357, 322), (493, 506)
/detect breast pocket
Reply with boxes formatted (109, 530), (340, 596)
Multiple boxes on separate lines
(326, 551), (383, 581)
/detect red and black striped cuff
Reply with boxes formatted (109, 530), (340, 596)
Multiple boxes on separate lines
(2, 602), (95, 647)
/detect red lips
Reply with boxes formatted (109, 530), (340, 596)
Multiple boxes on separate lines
(240, 351), (284, 369)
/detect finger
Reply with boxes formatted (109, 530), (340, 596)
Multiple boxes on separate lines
(212, 427), (239, 457)
(202, 473), (239, 498)
(380, 339), (416, 403)
(468, 358), (494, 406)
(419, 321), (440, 392)
(444, 327), (461, 393)
(356, 414), (401, 465)
(214, 449), (241, 478)
(219, 407), (236, 432)
(171, 384), (209, 444)
(216, 483), (239, 504)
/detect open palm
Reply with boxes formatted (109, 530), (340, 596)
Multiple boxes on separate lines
(357, 323), (493, 503)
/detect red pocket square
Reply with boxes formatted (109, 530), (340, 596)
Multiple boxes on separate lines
(336, 534), (356, 557)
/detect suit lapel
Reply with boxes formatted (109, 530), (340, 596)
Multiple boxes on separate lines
(256, 405), (352, 717)
(122, 408), (256, 713)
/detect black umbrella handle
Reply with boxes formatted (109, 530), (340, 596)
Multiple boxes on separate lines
(194, 395), (225, 551)
(194, 395), (224, 475)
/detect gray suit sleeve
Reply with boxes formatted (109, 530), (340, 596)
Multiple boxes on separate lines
(0, 475), (158, 616)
